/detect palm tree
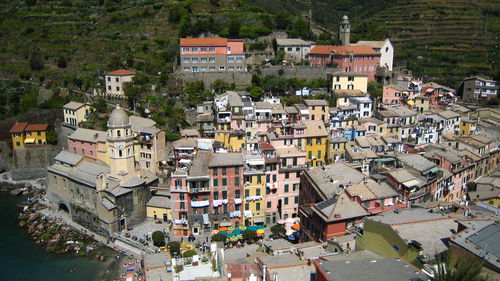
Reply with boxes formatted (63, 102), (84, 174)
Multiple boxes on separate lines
(434, 251), (490, 281)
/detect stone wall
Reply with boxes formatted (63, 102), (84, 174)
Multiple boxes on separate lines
(11, 146), (60, 180)
(174, 66), (339, 88)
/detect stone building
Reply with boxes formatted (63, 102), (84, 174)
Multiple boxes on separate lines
(47, 105), (157, 235)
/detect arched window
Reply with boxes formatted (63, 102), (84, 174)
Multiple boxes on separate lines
(117, 130), (121, 137)
(119, 150), (122, 157)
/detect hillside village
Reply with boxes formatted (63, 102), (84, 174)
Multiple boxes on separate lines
(2, 7), (500, 281)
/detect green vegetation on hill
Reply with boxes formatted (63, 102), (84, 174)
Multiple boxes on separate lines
(0, 0), (498, 94)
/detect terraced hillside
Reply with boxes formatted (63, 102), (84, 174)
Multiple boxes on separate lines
(0, 0), (498, 89)
(350, 0), (500, 86)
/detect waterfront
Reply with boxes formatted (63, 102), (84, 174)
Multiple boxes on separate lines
(0, 191), (108, 281)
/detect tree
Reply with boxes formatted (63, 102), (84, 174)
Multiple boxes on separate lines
(434, 251), (488, 281)
(263, 75), (287, 94)
(209, 0), (220, 6)
(29, 51), (44, 71)
(152, 231), (165, 247)
(229, 19), (241, 37)
(211, 233), (227, 243)
(167, 241), (181, 255)
(46, 130), (58, 145)
(211, 79), (230, 94)
(249, 86), (264, 101)
(251, 74), (262, 87)
(242, 229), (257, 242)
(270, 224), (286, 237)
(57, 57), (67, 68)
(92, 98), (108, 113)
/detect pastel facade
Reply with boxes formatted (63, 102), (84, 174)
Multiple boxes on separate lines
(276, 38), (314, 63)
(351, 39), (394, 71)
(10, 122), (48, 148)
(460, 76), (498, 101)
(330, 72), (368, 92)
(63, 101), (93, 127)
(105, 69), (136, 96)
(180, 38), (245, 72)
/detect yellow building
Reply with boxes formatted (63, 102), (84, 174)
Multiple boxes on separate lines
(215, 122), (231, 147)
(414, 96), (429, 113)
(10, 122), (48, 149)
(243, 173), (266, 226)
(63, 101), (93, 127)
(460, 118), (477, 136)
(303, 99), (329, 121)
(330, 72), (368, 93)
(146, 195), (172, 221)
(300, 120), (328, 167)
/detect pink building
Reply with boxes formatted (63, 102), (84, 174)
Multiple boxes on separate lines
(67, 128), (107, 161)
(308, 46), (380, 81)
(180, 38), (245, 72)
(382, 84), (414, 105)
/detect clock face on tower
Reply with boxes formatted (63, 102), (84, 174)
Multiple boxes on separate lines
(117, 143), (123, 149)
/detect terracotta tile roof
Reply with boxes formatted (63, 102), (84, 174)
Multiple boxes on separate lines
(310, 45), (377, 55)
(180, 38), (228, 46)
(25, 124), (48, 131)
(260, 143), (274, 150)
(10, 122), (28, 133)
(107, 69), (136, 76)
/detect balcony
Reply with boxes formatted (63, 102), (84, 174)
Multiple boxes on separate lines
(188, 187), (211, 193)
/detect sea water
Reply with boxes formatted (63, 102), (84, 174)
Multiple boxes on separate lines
(0, 192), (107, 281)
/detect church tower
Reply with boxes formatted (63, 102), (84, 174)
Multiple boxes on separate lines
(339, 15), (350, 46)
(107, 105), (135, 179)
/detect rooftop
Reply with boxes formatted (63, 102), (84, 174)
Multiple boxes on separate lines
(63, 101), (87, 110)
(301, 120), (328, 137)
(54, 151), (85, 166)
(180, 37), (228, 46)
(333, 89), (365, 97)
(189, 151), (211, 178)
(303, 99), (329, 106)
(130, 115), (156, 132)
(208, 153), (243, 167)
(68, 128), (106, 143)
(315, 193), (369, 222)
(438, 110), (461, 119)
(276, 38), (314, 46)
(25, 123), (48, 131)
(310, 45), (378, 56)
(396, 154), (437, 173)
(146, 195), (171, 209)
(107, 69), (136, 76)
(10, 122), (28, 133)
(351, 40), (387, 49)
(304, 162), (366, 199)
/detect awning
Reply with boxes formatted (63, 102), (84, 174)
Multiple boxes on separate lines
(252, 217), (265, 224)
(24, 138), (35, 144)
(407, 100), (415, 105)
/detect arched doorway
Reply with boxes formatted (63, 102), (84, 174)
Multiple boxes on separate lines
(58, 203), (70, 213)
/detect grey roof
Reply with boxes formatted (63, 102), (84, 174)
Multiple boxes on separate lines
(129, 115), (156, 132)
(255, 102), (273, 110)
(365, 180), (399, 199)
(396, 154), (437, 173)
(390, 106), (418, 117)
(189, 151), (211, 178)
(63, 101), (87, 110)
(370, 207), (451, 225)
(147, 195), (171, 209)
(101, 198), (116, 210)
(107, 185), (132, 197)
(262, 239), (293, 250)
(227, 91), (243, 107)
(438, 110), (460, 119)
(387, 169), (423, 186)
(317, 256), (428, 281)
(424, 146), (462, 164)
(108, 106), (130, 127)
(121, 176), (145, 188)
(208, 153), (243, 167)
(333, 89), (365, 97)
(276, 38), (314, 46)
(284, 106), (299, 114)
(359, 117), (384, 125)
(303, 99), (329, 106)
(196, 114), (213, 122)
(54, 151), (84, 166)
(304, 162), (366, 199)
(172, 138), (197, 148)
(68, 128), (106, 143)
(315, 193), (369, 222)
(450, 223), (500, 271)
(71, 161), (110, 185)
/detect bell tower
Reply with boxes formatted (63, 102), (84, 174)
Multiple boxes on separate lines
(339, 15), (350, 46)
(107, 105), (135, 179)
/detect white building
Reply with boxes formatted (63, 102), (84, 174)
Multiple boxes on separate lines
(351, 39), (394, 71)
(105, 69), (136, 96)
(276, 38), (315, 63)
(348, 96), (372, 118)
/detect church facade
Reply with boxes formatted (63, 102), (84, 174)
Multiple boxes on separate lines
(46, 105), (157, 235)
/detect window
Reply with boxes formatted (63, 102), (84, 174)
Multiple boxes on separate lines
(228, 57), (235, 62)
(285, 173), (289, 179)
(222, 178), (227, 186)
(235, 167), (240, 175)
(257, 175), (262, 184)
(348, 76), (354, 81)
(317, 150), (321, 158)
(192, 47), (198, 52)
(213, 191), (219, 200)
(293, 183), (300, 191)
(180, 202), (185, 209)
(222, 167), (226, 175)
(347, 84), (354, 90)
(256, 189), (260, 196)
(182, 47), (189, 52)
(284, 197), (289, 205)
(213, 179), (218, 187)
(209, 66), (215, 71)
(245, 189), (249, 197)
(213, 168), (218, 176)
(308, 151), (312, 159)
(192, 58), (199, 63)
(209, 57), (215, 62)
(236, 57), (243, 62)
(107, 77), (111, 81)
(235, 177), (240, 186)
(183, 67), (190, 72)
(256, 202), (261, 211)
(284, 184), (289, 193)
(116, 86), (120, 91)
(183, 58), (189, 63)
(294, 196), (299, 204)
(296, 47), (300, 51)
(179, 193), (185, 200)
(235, 190), (240, 198)
(209, 47), (215, 52)
(267, 201), (271, 208)
(201, 58), (208, 63)
(201, 47), (207, 52)
(192, 67), (198, 72)
(316, 137), (322, 145)
(307, 138), (312, 145)
(245, 203), (249, 210)
(287, 47), (292, 51)
(222, 191), (227, 199)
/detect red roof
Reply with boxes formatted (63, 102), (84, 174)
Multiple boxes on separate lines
(25, 124), (48, 131)
(107, 69), (136, 76)
(180, 38), (228, 46)
(10, 122), (28, 133)
(260, 143), (274, 150)
(310, 45), (377, 56)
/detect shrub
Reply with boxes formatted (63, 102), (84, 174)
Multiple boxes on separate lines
(211, 233), (227, 243)
(152, 231), (165, 247)
(242, 229), (257, 242)
(183, 249), (197, 258)
(270, 224), (286, 237)
(168, 241), (181, 255)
